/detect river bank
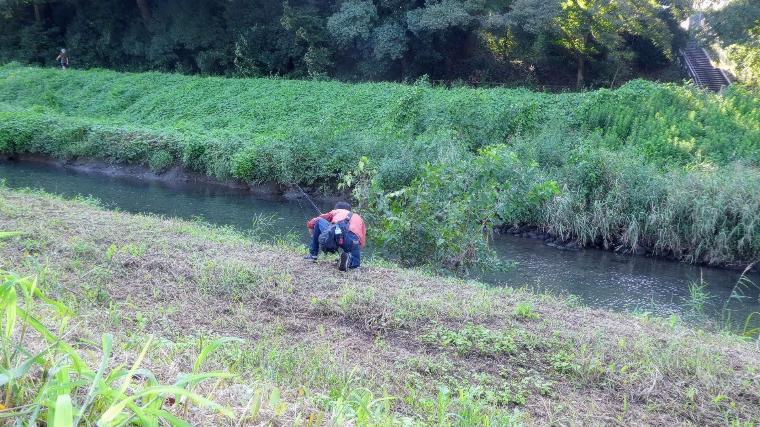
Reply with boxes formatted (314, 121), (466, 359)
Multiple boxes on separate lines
(0, 188), (758, 424)
(0, 154), (346, 202)
(2, 64), (760, 268)
(4, 155), (757, 275)
(3, 158), (760, 324)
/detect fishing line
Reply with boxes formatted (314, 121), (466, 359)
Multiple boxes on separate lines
(294, 183), (322, 215)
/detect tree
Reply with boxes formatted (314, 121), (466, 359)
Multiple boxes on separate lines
(405, 0), (489, 79)
(135, 0), (151, 27)
(326, 0), (377, 48)
(705, 0), (760, 44)
(507, 0), (561, 34)
(554, 0), (676, 87)
(705, 0), (760, 86)
(0, 0), (687, 85)
(555, 0), (617, 87)
(372, 22), (408, 61)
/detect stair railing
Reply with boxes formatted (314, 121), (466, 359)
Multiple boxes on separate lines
(679, 48), (704, 87)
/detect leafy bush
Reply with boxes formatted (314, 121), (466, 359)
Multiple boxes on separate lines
(148, 149), (174, 172)
(365, 159), (499, 270)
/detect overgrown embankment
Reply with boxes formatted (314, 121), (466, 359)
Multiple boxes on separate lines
(2, 63), (760, 267)
(0, 188), (758, 424)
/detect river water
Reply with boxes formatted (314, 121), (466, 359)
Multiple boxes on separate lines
(2, 160), (759, 327)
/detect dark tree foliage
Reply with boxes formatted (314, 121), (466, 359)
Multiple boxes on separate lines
(703, 0), (760, 87)
(0, 0), (690, 86)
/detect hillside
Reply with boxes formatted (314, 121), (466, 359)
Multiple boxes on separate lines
(1, 63), (759, 180)
(0, 188), (758, 424)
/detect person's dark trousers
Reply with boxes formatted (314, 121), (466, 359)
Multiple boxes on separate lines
(340, 231), (361, 268)
(309, 218), (331, 256)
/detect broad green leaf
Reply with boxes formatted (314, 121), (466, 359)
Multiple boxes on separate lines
(55, 366), (71, 395)
(143, 408), (191, 427)
(5, 286), (16, 338)
(98, 386), (233, 425)
(53, 394), (73, 427)
(75, 333), (113, 426)
(175, 371), (233, 389)
(44, 379), (91, 395)
(248, 389), (263, 422)
(118, 335), (153, 395)
(123, 399), (151, 426)
(269, 387), (280, 408)
(104, 366), (129, 385)
(31, 285), (74, 317)
(0, 231), (23, 241)
(16, 307), (85, 370)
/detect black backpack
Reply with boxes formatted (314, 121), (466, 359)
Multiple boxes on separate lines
(318, 213), (353, 253)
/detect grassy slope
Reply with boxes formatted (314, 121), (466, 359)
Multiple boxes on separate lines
(0, 64), (561, 183)
(1, 188), (758, 425)
(0, 63), (759, 180)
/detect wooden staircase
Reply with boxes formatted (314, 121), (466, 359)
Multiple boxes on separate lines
(680, 43), (731, 92)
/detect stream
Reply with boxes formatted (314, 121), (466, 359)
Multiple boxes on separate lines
(2, 160), (759, 328)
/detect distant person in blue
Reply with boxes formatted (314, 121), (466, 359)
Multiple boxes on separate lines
(55, 49), (69, 70)
(305, 201), (366, 271)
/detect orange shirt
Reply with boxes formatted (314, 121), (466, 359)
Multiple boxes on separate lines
(306, 209), (366, 248)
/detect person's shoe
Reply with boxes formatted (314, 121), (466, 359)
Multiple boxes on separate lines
(338, 252), (350, 271)
(303, 254), (318, 262)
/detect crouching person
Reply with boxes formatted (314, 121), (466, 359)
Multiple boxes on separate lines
(305, 201), (366, 271)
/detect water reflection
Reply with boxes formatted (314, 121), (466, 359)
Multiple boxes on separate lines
(484, 237), (759, 322)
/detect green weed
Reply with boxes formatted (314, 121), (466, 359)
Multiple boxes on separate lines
(687, 277), (713, 315)
(0, 270), (235, 425)
(548, 351), (579, 375)
(422, 325), (517, 356)
(514, 302), (540, 320)
(195, 259), (268, 301)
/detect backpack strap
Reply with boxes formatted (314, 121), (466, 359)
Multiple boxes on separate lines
(341, 212), (353, 234)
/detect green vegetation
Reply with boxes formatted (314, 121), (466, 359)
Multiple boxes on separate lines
(0, 0), (689, 87)
(2, 63), (760, 268)
(0, 188), (758, 424)
(0, 270), (237, 424)
(704, 0), (760, 87)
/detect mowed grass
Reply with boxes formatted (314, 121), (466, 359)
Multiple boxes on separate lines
(0, 188), (758, 425)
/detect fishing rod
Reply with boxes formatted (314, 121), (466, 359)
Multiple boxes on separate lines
(295, 183), (322, 215)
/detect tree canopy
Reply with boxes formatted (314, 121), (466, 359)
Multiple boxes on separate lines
(0, 0), (692, 87)
(704, 0), (760, 86)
